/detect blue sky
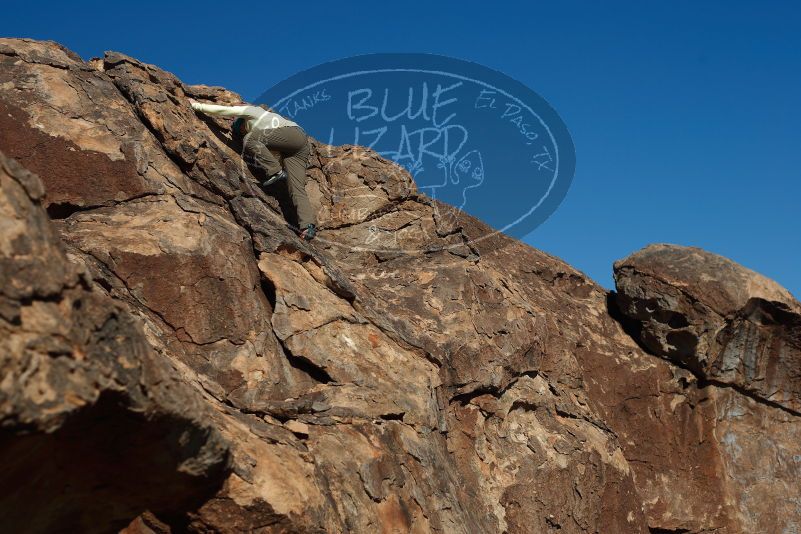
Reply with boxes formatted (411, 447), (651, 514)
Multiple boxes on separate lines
(4, 1), (800, 296)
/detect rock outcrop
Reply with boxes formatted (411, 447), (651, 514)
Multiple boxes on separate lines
(1, 38), (799, 533)
(0, 140), (228, 533)
(615, 244), (801, 414)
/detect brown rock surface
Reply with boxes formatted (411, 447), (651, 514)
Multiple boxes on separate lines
(1, 38), (800, 533)
(615, 243), (801, 413)
(0, 150), (229, 532)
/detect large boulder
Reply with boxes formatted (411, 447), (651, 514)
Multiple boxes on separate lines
(615, 243), (801, 413)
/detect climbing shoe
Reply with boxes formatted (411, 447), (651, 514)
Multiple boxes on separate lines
(301, 224), (317, 241)
(262, 169), (287, 187)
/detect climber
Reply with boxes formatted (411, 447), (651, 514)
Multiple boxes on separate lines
(190, 100), (317, 240)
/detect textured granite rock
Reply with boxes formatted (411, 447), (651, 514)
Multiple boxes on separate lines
(1, 38), (800, 533)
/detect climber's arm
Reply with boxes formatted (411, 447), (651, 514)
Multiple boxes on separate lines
(190, 101), (261, 119)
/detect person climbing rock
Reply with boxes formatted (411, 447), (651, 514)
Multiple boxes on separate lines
(190, 100), (317, 240)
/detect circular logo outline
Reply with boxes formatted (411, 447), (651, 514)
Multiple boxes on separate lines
(252, 53), (576, 253)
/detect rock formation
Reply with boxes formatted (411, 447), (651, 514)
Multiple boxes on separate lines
(0, 38), (799, 533)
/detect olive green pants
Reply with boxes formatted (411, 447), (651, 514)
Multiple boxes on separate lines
(245, 126), (316, 229)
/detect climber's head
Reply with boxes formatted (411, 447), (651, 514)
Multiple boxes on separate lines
(232, 117), (246, 138)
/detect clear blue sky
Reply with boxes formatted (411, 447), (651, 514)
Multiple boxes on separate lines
(4, 1), (800, 296)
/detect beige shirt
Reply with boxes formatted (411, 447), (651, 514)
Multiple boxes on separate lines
(190, 102), (298, 132)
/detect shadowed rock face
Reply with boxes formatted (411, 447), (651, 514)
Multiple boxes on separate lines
(1, 38), (800, 533)
(0, 149), (229, 533)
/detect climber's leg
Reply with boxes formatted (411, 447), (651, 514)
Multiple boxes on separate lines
(245, 126), (307, 179)
(243, 136), (282, 177)
(246, 126), (315, 230)
(252, 126), (306, 156)
(283, 136), (315, 230)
